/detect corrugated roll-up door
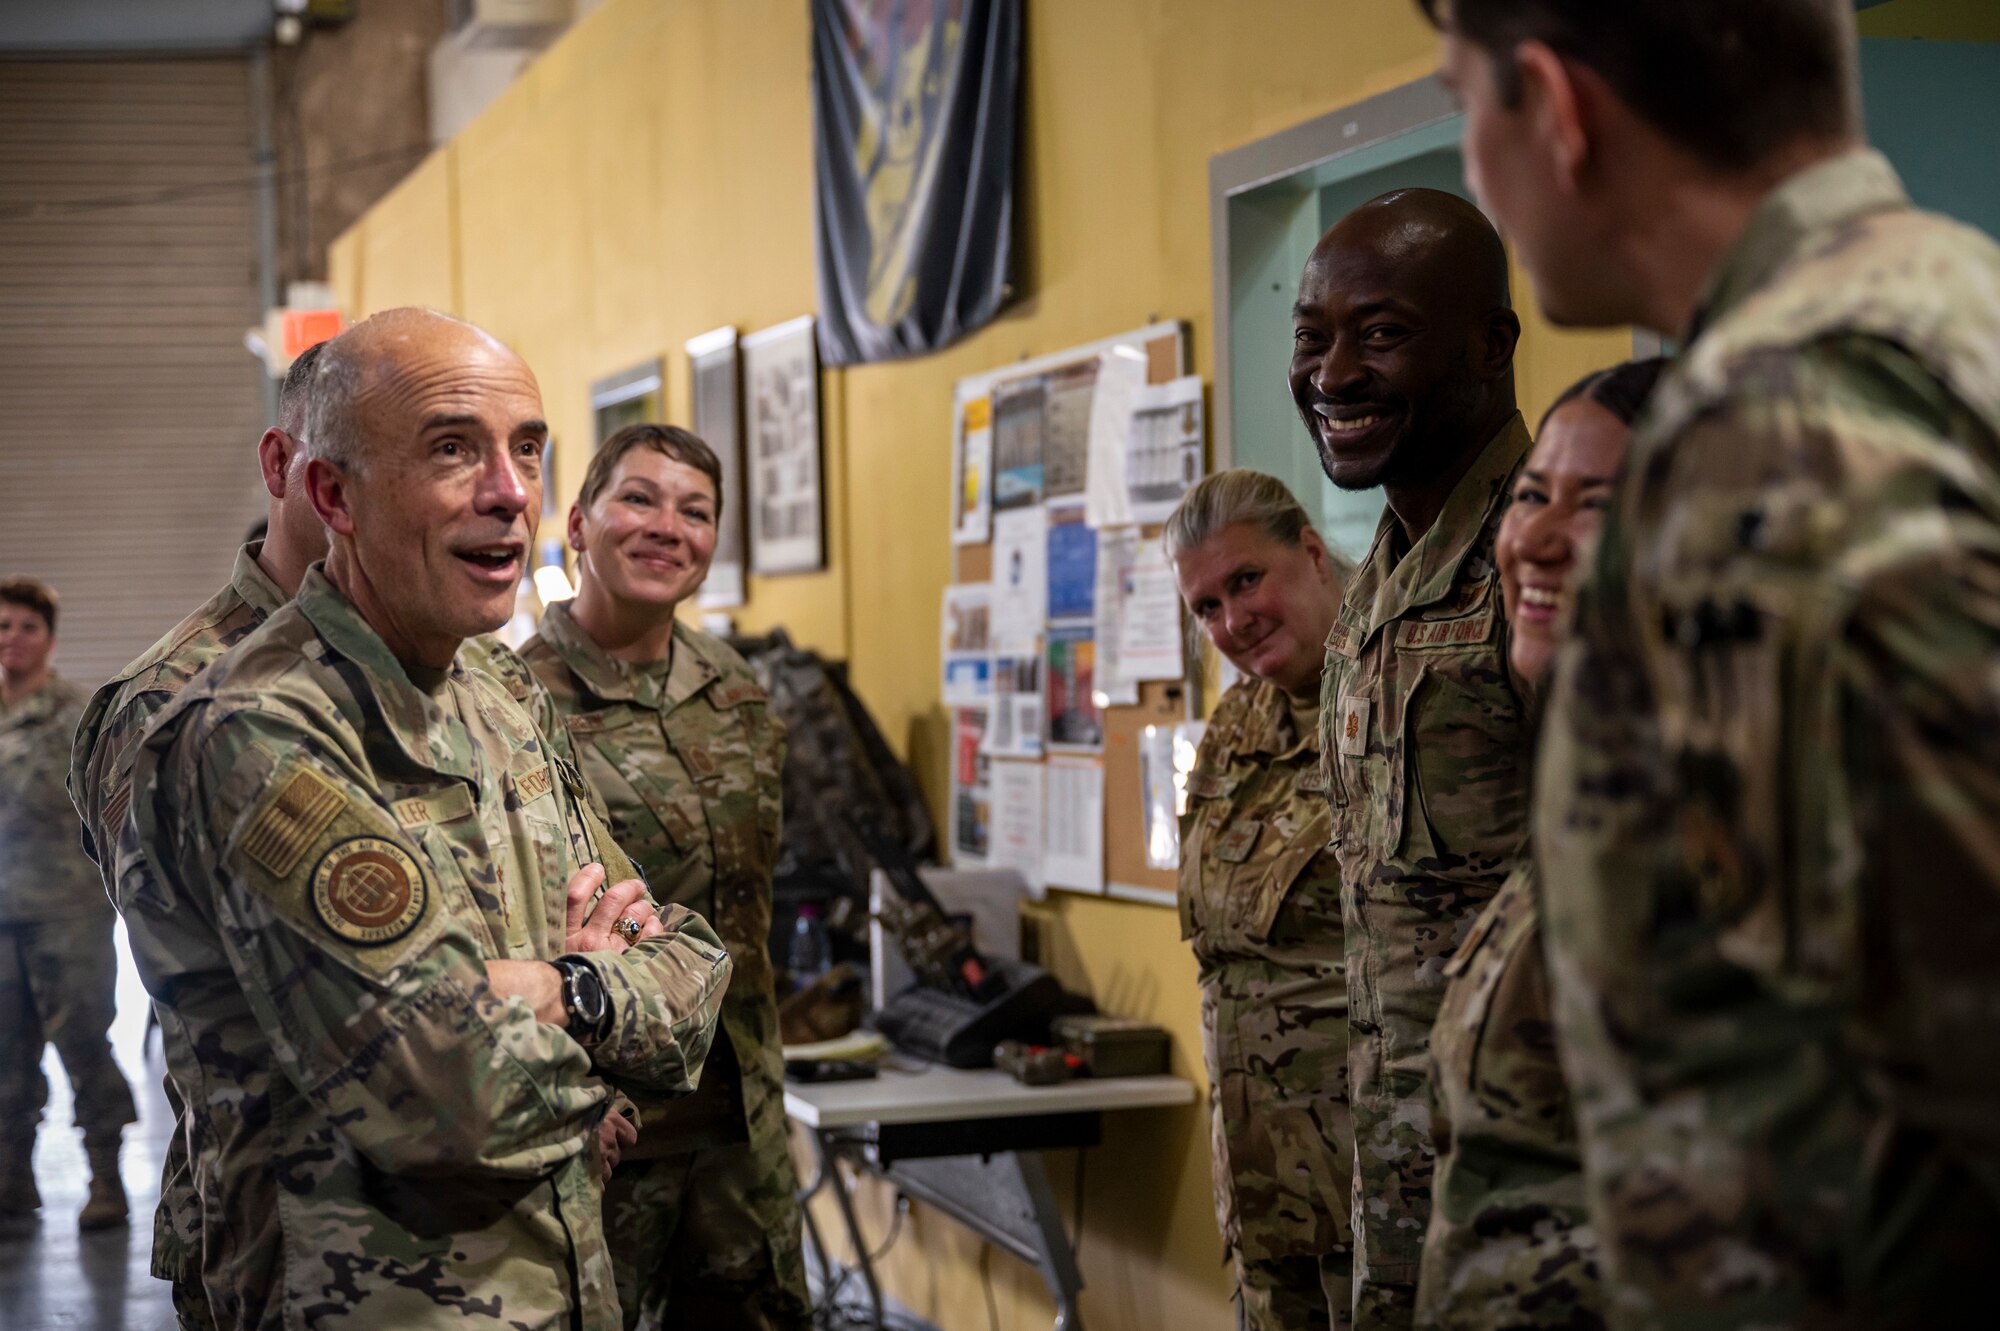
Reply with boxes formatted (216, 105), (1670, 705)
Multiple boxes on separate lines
(0, 57), (266, 689)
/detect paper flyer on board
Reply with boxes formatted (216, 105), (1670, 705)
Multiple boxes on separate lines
(952, 394), (993, 545)
(1090, 527), (1141, 706)
(1116, 534), (1185, 682)
(1044, 756), (1105, 894)
(950, 707), (993, 865)
(992, 375), (1048, 512)
(1042, 359), (1098, 500)
(1139, 721), (1206, 870)
(985, 652), (1044, 758)
(940, 582), (994, 705)
(1126, 374), (1205, 523)
(991, 506), (1048, 652)
(1084, 348), (1148, 528)
(1045, 500), (1097, 623)
(990, 758), (1046, 897)
(1045, 622), (1103, 751)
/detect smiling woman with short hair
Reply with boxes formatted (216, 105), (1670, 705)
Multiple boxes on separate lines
(521, 423), (812, 1330)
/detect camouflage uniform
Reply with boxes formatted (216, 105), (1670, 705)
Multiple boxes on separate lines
(523, 598), (809, 1331)
(68, 543), (574, 1317)
(1536, 150), (2000, 1329)
(0, 673), (138, 1178)
(128, 568), (731, 1331)
(1318, 414), (1532, 1328)
(1416, 860), (1600, 1329)
(1180, 677), (1352, 1331)
(69, 542), (286, 1296)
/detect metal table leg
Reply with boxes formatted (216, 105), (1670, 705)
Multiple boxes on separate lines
(799, 1128), (885, 1330)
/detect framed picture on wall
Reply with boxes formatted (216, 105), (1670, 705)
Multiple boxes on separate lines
(742, 315), (825, 575)
(591, 359), (664, 448)
(687, 326), (747, 608)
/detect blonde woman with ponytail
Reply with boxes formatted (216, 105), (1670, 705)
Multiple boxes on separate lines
(1166, 469), (1356, 1331)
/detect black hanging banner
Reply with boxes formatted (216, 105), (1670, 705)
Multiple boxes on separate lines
(812, 0), (1021, 366)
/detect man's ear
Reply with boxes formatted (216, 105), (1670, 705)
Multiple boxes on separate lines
(1481, 307), (1524, 379)
(303, 457), (357, 536)
(1515, 40), (1591, 196)
(256, 429), (293, 500)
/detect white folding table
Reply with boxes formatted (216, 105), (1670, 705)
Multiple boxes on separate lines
(785, 1064), (1195, 1331)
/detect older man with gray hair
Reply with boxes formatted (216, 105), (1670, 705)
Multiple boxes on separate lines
(121, 307), (731, 1331)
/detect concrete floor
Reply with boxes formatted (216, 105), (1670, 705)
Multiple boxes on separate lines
(0, 927), (176, 1331)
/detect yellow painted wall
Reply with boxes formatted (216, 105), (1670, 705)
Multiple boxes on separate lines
(1859, 0), (2000, 42)
(328, 2), (1631, 1326)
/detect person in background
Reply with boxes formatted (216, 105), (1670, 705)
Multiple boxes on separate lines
(0, 576), (140, 1237)
(1427, 0), (2000, 1322)
(67, 340), (325, 1307)
(127, 308), (731, 1330)
(1167, 469), (1358, 1331)
(1294, 187), (1530, 1329)
(1417, 359), (1665, 1331)
(523, 424), (809, 1331)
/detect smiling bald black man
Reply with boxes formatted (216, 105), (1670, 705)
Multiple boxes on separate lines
(1294, 188), (1531, 1331)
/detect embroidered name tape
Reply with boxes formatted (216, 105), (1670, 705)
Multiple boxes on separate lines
(513, 762), (554, 803)
(565, 710), (628, 737)
(1396, 610), (1496, 650)
(392, 784), (475, 829)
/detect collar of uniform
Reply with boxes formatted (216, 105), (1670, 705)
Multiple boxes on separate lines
(538, 598), (719, 715)
(1235, 677), (1317, 762)
(293, 566), (478, 781)
(0, 672), (70, 728)
(1688, 149), (1909, 343)
(1344, 411), (1530, 643)
(232, 540), (290, 619)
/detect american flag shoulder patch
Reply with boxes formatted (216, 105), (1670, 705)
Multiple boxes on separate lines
(241, 766), (348, 878)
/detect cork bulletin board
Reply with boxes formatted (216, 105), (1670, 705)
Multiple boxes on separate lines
(947, 321), (1195, 906)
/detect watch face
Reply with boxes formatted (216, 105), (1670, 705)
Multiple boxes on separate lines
(565, 960), (609, 1036)
(578, 966), (608, 1025)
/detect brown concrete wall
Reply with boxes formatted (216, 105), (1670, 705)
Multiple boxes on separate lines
(274, 0), (448, 285)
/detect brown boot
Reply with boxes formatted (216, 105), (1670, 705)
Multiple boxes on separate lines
(78, 1141), (127, 1231)
(0, 1138), (38, 1239)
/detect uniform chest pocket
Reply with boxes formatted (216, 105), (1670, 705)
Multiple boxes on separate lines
(1403, 654), (1527, 882)
(1177, 773), (1238, 941)
(1441, 882), (1569, 1133)
(571, 711), (709, 869)
(1328, 684), (1409, 877)
(1204, 800), (1335, 948)
(1240, 801), (1336, 943)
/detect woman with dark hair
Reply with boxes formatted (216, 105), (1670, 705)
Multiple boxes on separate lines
(1415, 359), (1667, 1330)
(0, 577), (138, 1235)
(521, 425), (810, 1330)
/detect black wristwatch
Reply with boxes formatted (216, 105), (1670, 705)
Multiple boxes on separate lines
(553, 956), (611, 1044)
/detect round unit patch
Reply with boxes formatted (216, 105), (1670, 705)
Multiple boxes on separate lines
(309, 836), (427, 946)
